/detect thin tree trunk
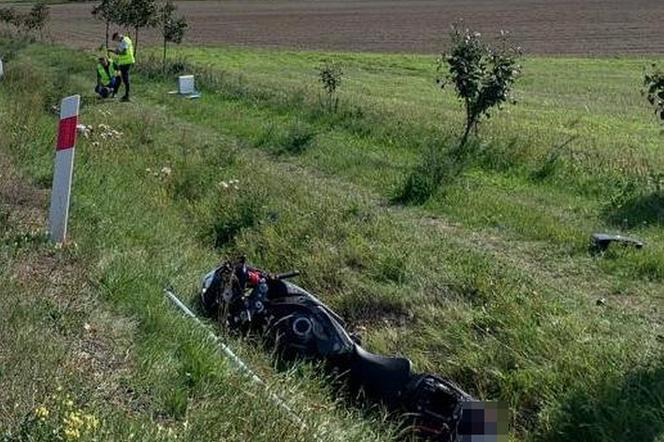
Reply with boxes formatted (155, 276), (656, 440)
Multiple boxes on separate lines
(460, 122), (473, 149)
(105, 21), (109, 48)
(162, 38), (167, 74)
(134, 26), (139, 56)
(460, 100), (474, 148)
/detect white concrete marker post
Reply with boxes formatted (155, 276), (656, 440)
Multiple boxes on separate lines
(178, 75), (195, 95)
(0, 58), (4, 79)
(48, 95), (80, 244)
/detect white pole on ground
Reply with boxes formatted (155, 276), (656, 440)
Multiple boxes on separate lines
(0, 58), (4, 79)
(164, 288), (318, 439)
(48, 95), (80, 244)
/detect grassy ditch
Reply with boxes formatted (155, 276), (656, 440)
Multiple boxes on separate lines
(0, 39), (662, 441)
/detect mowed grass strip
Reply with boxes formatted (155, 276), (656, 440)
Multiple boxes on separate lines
(131, 47), (664, 292)
(0, 39), (662, 441)
(146, 45), (664, 282)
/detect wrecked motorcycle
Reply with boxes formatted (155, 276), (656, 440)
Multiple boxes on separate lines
(200, 257), (483, 441)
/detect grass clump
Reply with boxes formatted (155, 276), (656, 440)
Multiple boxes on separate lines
(206, 183), (270, 249)
(397, 138), (478, 204)
(254, 120), (317, 155)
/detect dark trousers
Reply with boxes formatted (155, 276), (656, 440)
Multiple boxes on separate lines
(95, 77), (120, 98)
(118, 64), (131, 98)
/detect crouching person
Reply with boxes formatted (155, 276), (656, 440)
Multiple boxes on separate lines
(95, 56), (120, 99)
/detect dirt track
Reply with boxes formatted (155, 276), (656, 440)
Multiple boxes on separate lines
(47, 0), (664, 55)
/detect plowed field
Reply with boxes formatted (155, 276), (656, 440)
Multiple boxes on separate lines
(46, 0), (664, 55)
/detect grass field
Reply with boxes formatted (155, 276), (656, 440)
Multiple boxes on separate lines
(1, 36), (663, 442)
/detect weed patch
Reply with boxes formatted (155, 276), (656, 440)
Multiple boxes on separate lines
(605, 191), (664, 229)
(206, 186), (270, 249)
(396, 137), (478, 204)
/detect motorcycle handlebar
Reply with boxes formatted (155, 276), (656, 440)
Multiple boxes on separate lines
(274, 271), (300, 280)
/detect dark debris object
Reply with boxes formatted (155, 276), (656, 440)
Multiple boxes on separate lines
(591, 233), (644, 253)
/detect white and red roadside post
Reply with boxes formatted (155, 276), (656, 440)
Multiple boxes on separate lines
(48, 95), (80, 244)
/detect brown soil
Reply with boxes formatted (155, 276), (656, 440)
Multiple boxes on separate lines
(45, 0), (664, 55)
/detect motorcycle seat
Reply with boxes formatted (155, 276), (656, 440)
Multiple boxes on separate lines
(350, 345), (412, 403)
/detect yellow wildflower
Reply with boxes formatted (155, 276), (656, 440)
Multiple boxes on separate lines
(63, 427), (81, 440)
(34, 406), (49, 420)
(84, 414), (100, 431)
(64, 411), (84, 429)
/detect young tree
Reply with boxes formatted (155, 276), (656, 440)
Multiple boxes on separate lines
(644, 65), (664, 123)
(398, 24), (522, 204)
(158, 0), (188, 73)
(92, 0), (122, 48)
(24, 2), (50, 40)
(317, 60), (343, 112)
(119, 0), (157, 55)
(438, 23), (521, 147)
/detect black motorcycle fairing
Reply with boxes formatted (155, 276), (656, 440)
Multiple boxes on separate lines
(264, 296), (355, 359)
(267, 279), (348, 326)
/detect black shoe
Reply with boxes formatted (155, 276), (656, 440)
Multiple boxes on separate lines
(120, 96), (131, 102)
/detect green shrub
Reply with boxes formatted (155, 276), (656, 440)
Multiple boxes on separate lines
(396, 137), (478, 204)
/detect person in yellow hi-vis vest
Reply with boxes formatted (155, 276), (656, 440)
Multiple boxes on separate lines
(109, 31), (135, 102)
(95, 55), (120, 99)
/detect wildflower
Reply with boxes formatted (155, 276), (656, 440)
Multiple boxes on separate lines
(64, 411), (84, 429)
(83, 414), (100, 431)
(160, 166), (172, 176)
(64, 427), (81, 440)
(83, 323), (91, 332)
(34, 406), (49, 420)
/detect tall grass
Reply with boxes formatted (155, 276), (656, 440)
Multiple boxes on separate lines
(1, 39), (663, 441)
(0, 39), (397, 442)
